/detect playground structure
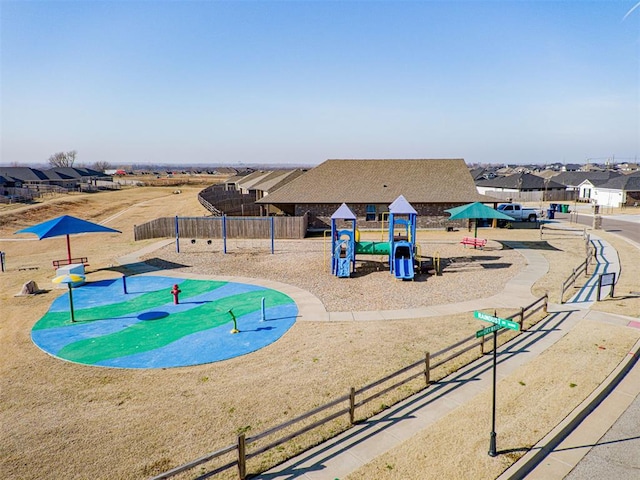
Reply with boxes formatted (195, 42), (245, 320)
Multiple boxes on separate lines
(331, 196), (418, 280)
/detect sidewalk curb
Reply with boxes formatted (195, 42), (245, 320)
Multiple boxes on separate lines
(497, 336), (640, 480)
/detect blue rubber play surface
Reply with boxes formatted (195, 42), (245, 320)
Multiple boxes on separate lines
(31, 275), (298, 369)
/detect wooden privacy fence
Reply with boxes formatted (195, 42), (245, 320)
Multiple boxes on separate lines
(481, 190), (576, 203)
(151, 294), (548, 480)
(134, 215), (308, 241)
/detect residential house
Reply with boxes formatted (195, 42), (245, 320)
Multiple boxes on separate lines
(199, 169), (304, 216)
(589, 173), (640, 207)
(256, 159), (496, 229)
(0, 167), (51, 187)
(552, 171), (622, 201)
(475, 172), (566, 201)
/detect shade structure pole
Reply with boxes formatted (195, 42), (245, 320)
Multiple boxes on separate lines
(66, 234), (72, 262)
(474, 220), (478, 249)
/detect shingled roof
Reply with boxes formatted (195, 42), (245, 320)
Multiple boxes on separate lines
(257, 159), (491, 204)
(476, 172), (566, 190)
(0, 167), (50, 182)
(596, 172), (640, 191)
(552, 171), (622, 187)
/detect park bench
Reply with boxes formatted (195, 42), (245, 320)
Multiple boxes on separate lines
(52, 257), (89, 269)
(460, 237), (487, 249)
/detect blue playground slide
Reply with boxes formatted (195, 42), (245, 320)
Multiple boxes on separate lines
(333, 239), (353, 278)
(336, 257), (351, 278)
(392, 241), (415, 280)
(394, 257), (414, 280)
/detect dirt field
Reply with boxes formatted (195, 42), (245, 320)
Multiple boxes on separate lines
(0, 187), (637, 480)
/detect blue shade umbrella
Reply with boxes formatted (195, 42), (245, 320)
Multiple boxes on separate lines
(15, 215), (121, 263)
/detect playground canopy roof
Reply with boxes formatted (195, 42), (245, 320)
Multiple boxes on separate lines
(388, 195), (418, 214)
(331, 203), (357, 220)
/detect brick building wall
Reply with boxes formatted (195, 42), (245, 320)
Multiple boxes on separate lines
(295, 203), (468, 230)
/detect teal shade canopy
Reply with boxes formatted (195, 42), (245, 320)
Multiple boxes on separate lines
(445, 202), (513, 221)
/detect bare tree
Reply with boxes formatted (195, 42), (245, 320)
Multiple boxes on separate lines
(48, 150), (77, 168)
(92, 161), (111, 173)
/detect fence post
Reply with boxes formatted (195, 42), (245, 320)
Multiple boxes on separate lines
(424, 352), (431, 386)
(270, 216), (275, 254)
(349, 387), (356, 424)
(559, 283), (564, 304)
(237, 434), (246, 480)
(543, 292), (548, 314)
(222, 215), (228, 254)
(175, 216), (180, 253)
(0, 251), (5, 272)
(585, 254), (589, 276)
(519, 307), (525, 331)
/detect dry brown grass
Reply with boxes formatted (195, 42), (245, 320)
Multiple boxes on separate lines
(345, 320), (640, 480)
(0, 188), (636, 480)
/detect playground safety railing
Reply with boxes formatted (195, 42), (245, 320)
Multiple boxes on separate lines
(151, 294), (549, 480)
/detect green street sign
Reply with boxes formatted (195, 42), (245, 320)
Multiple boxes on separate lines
(474, 311), (520, 331)
(476, 324), (502, 338)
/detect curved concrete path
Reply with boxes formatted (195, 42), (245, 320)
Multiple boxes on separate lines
(118, 231), (636, 480)
(118, 240), (551, 323)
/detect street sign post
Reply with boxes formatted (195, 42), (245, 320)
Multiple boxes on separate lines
(474, 310), (520, 457)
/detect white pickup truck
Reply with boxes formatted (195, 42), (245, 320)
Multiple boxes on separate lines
(497, 203), (541, 222)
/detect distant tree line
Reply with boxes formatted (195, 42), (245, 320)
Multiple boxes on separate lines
(47, 150), (111, 172)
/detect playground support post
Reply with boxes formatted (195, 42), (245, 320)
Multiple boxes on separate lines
(0, 251), (5, 272)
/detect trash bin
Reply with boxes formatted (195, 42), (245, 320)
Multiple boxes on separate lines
(562, 204), (569, 213)
(555, 204), (562, 212)
(547, 208), (555, 219)
(550, 203), (557, 212)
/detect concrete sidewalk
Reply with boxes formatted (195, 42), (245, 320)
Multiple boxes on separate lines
(120, 229), (634, 479)
(257, 232), (632, 480)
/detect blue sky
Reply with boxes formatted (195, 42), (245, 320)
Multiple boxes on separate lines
(1, 0), (638, 167)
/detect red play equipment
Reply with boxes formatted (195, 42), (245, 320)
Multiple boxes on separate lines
(171, 284), (181, 304)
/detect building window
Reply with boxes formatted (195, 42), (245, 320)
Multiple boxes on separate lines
(365, 204), (376, 221)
